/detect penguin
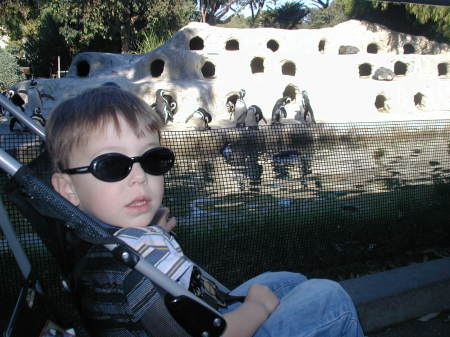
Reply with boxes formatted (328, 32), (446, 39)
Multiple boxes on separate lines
(221, 142), (233, 162)
(7, 89), (25, 112)
(25, 79), (55, 115)
(245, 105), (266, 130)
(185, 107), (212, 130)
(152, 89), (177, 124)
(271, 96), (291, 125)
(31, 107), (46, 127)
(0, 90), (8, 120)
(226, 89), (247, 128)
(295, 90), (316, 124)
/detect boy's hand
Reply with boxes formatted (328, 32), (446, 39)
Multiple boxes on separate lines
(245, 284), (279, 317)
(221, 284), (280, 337)
(152, 207), (176, 233)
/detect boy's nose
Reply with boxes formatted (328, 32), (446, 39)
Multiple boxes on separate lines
(128, 162), (146, 184)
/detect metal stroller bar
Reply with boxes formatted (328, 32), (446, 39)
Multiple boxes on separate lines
(0, 197), (31, 280)
(0, 94), (46, 140)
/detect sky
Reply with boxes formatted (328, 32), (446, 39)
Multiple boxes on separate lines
(240, 0), (322, 18)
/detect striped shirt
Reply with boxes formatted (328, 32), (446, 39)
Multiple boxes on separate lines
(114, 226), (193, 289)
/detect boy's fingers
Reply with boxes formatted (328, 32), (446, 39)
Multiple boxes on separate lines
(153, 207), (168, 222)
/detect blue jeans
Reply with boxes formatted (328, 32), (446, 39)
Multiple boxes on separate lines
(220, 272), (365, 337)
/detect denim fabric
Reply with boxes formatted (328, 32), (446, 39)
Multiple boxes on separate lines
(220, 272), (365, 337)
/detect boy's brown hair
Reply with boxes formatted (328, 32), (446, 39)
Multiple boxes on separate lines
(46, 86), (164, 172)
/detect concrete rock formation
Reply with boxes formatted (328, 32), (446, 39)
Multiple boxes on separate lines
(10, 20), (450, 129)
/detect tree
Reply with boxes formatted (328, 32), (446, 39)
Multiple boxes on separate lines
(335, 0), (450, 42)
(48, 0), (194, 54)
(0, 0), (41, 41)
(247, 0), (266, 26)
(405, 3), (450, 41)
(261, 1), (309, 29)
(198, 0), (249, 24)
(306, 2), (348, 28)
(0, 48), (25, 91)
(24, 10), (71, 77)
(311, 0), (331, 9)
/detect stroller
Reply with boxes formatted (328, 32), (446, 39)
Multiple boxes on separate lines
(0, 94), (231, 337)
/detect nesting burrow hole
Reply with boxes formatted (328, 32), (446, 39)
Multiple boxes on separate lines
(282, 61), (296, 76)
(359, 63), (372, 77)
(414, 92), (425, 108)
(403, 43), (415, 54)
(318, 39), (326, 53)
(251, 57), (264, 74)
(76, 60), (90, 77)
(367, 43), (379, 54)
(375, 94), (389, 112)
(150, 59), (165, 77)
(201, 61), (215, 78)
(283, 84), (298, 101)
(394, 61), (407, 76)
(225, 39), (239, 51)
(190, 36), (204, 50)
(267, 39), (279, 52)
(438, 63), (448, 77)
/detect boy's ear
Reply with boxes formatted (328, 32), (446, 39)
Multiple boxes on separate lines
(51, 172), (80, 206)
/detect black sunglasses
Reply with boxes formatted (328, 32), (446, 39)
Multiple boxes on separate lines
(62, 146), (175, 182)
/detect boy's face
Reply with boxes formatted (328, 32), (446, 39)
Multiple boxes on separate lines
(52, 117), (164, 228)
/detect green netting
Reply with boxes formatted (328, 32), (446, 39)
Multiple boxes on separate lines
(1, 121), (450, 334)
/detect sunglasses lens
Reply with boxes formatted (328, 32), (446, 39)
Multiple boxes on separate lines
(141, 147), (175, 175)
(94, 154), (132, 182)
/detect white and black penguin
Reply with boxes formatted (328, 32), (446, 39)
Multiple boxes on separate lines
(7, 89), (25, 112)
(271, 96), (291, 125)
(226, 89), (247, 128)
(152, 89), (177, 124)
(185, 107), (212, 130)
(25, 79), (55, 115)
(295, 90), (316, 124)
(220, 142), (233, 162)
(31, 107), (46, 127)
(245, 105), (266, 130)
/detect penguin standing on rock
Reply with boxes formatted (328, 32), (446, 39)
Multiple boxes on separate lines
(226, 89), (247, 128)
(152, 89), (177, 124)
(185, 107), (212, 130)
(271, 96), (291, 125)
(245, 105), (266, 130)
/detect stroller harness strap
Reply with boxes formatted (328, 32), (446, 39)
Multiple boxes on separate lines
(115, 226), (244, 310)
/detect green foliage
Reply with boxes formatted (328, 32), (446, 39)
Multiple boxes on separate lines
(334, 0), (450, 43)
(47, 0), (194, 54)
(137, 30), (167, 53)
(260, 1), (309, 29)
(24, 10), (71, 77)
(0, 0), (35, 41)
(216, 15), (251, 28)
(305, 2), (348, 28)
(0, 48), (25, 91)
(405, 4), (450, 41)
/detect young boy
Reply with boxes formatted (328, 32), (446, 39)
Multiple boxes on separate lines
(47, 86), (364, 337)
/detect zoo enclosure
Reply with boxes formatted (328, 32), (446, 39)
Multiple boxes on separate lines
(1, 121), (450, 332)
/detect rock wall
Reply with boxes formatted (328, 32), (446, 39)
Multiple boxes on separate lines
(11, 20), (450, 129)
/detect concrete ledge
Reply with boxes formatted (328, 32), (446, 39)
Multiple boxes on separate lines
(339, 257), (450, 333)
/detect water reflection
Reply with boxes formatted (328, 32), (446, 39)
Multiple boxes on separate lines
(164, 126), (450, 225)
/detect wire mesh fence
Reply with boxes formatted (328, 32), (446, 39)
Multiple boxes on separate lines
(1, 121), (450, 333)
